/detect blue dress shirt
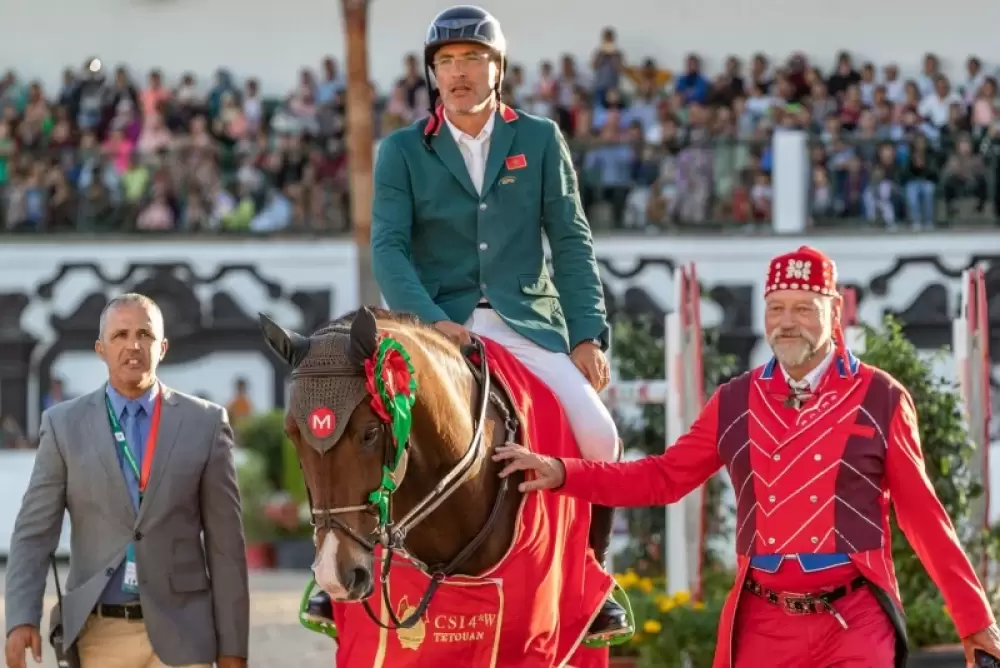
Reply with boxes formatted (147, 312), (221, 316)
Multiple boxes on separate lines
(97, 383), (156, 605)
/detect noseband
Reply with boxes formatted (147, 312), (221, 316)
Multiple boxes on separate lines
(290, 335), (519, 630)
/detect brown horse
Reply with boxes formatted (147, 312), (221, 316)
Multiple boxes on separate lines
(259, 306), (626, 653)
(260, 307), (524, 615)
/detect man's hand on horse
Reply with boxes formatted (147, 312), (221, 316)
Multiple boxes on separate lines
(434, 320), (472, 345)
(493, 443), (566, 492)
(571, 340), (610, 392)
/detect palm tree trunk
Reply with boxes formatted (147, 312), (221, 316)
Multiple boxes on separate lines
(341, 0), (382, 307)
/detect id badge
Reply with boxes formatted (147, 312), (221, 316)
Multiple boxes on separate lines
(121, 543), (140, 594)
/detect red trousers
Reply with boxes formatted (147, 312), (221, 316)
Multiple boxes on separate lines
(733, 563), (897, 667)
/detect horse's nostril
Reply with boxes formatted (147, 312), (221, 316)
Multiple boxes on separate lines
(350, 566), (372, 595)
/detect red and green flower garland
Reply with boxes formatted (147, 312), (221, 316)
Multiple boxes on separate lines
(363, 334), (418, 526)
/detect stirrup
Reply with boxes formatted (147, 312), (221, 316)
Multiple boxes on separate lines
(581, 584), (635, 649)
(298, 578), (338, 639)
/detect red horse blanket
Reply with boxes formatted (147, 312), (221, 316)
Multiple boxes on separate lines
(332, 336), (614, 667)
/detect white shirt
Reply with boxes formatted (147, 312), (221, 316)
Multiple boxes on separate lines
(918, 92), (962, 127)
(445, 111), (496, 305)
(444, 111), (495, 194)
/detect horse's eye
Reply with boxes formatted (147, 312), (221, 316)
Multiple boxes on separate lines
(362, 426), (380, 446)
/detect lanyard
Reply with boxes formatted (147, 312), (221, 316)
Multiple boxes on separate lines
(105, 390), (163, 494)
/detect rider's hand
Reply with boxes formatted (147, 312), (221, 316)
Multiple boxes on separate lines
(571, 341), (610, 393)
(217, 655), (249, 668)
(493, 443), (566, 492)
(4, 624), (42, 668)
(434, 321), (472, 345)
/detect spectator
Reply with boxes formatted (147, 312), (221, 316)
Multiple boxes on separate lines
(316, 57), (344, 105)
(882, 64), (905, 104)
(41, 378), (73, 411)
(942, 135), (987, 214)
(591, 28), (624, 96)
(140, 69), (171, 119)
(901, 134), (941, 228)
(227, 377), (254, 423)
(961, 57), (987, 105)
(919, 75), (962, 128)
(864, 142), (904, 227)
(398, 53), (428, 112)
(971, 78), (998, 131)
(2, 47), (999, 234)
(826, 51), (860, 99)
(917, 53), (942, 98)
(674, 54), (709, 105)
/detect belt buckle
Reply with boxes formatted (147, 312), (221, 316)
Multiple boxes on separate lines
(776, 592), (815, 615)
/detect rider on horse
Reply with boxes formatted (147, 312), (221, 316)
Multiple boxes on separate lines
(304, 3), (629, 641)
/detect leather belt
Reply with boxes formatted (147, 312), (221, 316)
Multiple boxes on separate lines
(475, 302), (493, 309)
(742, 575), (868, 629)
(94, 603), (143, 620)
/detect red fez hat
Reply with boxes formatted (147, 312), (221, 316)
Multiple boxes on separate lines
(764, 246), (853, 375)
(764, 246), (838, 298)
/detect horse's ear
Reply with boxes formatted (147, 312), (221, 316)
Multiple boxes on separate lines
(259, 313), (311, 368)
(348, 306), (379, 368)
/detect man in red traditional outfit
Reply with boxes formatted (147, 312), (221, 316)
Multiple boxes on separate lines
(494, 246), (1000, 667)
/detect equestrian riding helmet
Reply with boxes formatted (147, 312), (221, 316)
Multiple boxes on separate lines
(424, 5), (507, 68)
(421, 5), (508, 139)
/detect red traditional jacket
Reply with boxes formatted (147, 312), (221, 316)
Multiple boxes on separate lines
(333, 337), (614, 668)
(560, 352), (995, 667)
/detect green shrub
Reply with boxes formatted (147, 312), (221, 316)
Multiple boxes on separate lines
(859, 315), (1000, 646)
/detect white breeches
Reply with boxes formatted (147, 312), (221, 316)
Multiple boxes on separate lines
(465, 308), (619, 462)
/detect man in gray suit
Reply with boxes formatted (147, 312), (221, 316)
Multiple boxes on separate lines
(4, 293), (249, 668)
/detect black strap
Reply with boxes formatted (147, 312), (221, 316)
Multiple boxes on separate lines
(50, 555), (63, 608)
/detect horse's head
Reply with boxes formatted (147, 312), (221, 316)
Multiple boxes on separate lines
(260, 307), (476, 602)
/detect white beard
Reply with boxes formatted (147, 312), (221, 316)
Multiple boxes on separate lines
(771, 339), (816, 367)
(768, 327), (821, 368)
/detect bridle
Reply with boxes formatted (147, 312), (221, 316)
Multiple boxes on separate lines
(290, 335), (519, 630)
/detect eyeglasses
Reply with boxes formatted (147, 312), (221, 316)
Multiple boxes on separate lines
(433, 53), (492, 72)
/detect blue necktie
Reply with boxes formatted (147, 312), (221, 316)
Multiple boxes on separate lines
(124, 401), (145, 508)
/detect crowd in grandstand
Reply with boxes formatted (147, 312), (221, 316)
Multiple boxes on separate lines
(1, 32), (999, 232)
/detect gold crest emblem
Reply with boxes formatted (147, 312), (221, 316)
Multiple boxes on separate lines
(499, 176), (516, 185)
(394, 596), (426, 650)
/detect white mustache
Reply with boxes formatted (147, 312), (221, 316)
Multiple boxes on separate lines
(767, 328), (817, 346)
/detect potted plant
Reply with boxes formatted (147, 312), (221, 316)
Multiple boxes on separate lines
(236, 449), (277, 569)
(240, 409), (316, 569)
(859, 316), (1000, 664)
(237, 410), (289, 490)
(608, 567), (729, 667)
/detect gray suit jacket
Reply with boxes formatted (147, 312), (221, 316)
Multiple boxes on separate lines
(4, 385), (249, 664)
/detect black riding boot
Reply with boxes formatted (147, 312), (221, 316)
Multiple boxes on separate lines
(585, 504), (630, 641)
(304, 590), (334, 624)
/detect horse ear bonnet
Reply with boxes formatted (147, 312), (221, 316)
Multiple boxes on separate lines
(348, 306), (378, 368)
(287, 314), (375, 453)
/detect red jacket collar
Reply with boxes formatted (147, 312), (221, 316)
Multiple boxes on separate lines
(424, 103), (518, 136)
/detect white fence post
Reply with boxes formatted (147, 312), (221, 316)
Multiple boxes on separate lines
(605, 263), (705, 597)
(955, 268), (991, 587)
